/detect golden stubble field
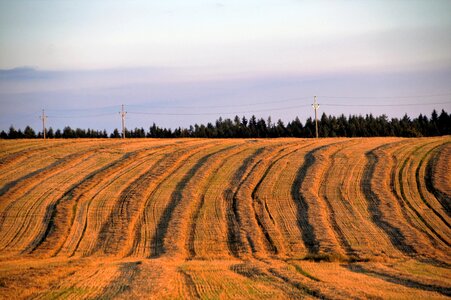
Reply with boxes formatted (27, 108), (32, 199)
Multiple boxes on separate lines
(0, 137), (449, 299)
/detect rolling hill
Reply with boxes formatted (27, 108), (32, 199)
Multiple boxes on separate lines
(0, 137), (449, 299)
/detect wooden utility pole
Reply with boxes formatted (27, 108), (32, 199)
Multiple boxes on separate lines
(40, 109), (47, 139)
(312, 96), (320, 138)
(119, 104), (127, 139)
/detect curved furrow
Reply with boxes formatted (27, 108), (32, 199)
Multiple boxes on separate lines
(224, 146), (266, 258)
(61, 158), (163, 257)
(229, 261), (314, 298)
(338, 138), (403, 260)
(0, 142), (42, 164)
(425, 142), (451, 216)
(249, 142), (314, 258)
(363, 141), (420, 256)
(291, 139), (352, 260)
(0, 140), (124, 214)
(184, 143), (261, 259)
(251, 145), (300, 257)
(0, 140), (110, 196)
(113, 140), (217, 258)
(225, 145), (268, 258)
(125, 140), (228, 258)
(322, 138), (403, 261)
(53, 141), (182, 257)
(35, 260), (126, 299)
(65, 140), (209, 257)
(93, 140), (211, 257)
(0, 140), (118, 200)
(0, 139), (53, 162)
(0, 149), (115, 256)
(0, 139), (84, 162)
(397, 140), (451, 248)
(251, 141), (315, 259)
(1, 138), (451, 299)
(153, 141), (245, 259)
(149, 141), (243, 259)
(0, 139), (42, 154)
(0, 144), (108, 242)
(390, 139), (451, 253)
(99, 261), (141, 299)
(232, 140), (302, 258)
(177, 268), (202, 299)
(346, 263), (451, 297)
(121, 140), (222, 258)
(318, 140), (363, 260)
(417, 143), (451, 222)
(290, 144), (325, 257)
(54, 143), (173, 257)
(227, 143), (282, 258)
(29, 141), (176, 256)
(363, 139), (447, 262)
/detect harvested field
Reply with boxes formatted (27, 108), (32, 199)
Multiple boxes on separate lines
(0, 137), (450, 299)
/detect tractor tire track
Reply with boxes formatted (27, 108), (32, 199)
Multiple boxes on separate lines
(154, 143), (242, 259)
(124, 140), (219, 257)
(397, 142), (450, 247)
(250, 142), (309, 257)
(30, 142), (175, 256)
(424, 143), (451, 216)
(291, 140), (349, 260)
(0, 146), (113, 254)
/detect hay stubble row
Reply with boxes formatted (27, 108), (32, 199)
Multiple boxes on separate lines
(0, 137), (449, 299)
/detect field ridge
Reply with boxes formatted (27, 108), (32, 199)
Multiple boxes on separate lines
(0, 137), (449, 299)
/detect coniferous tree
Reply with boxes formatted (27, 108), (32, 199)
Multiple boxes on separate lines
(337, 114), (348, 137)
(8, 126), (18, 139)
(287, 117), (303, 137)
(257, 118), (268, 138)
(438, 109), (450, 135)
(47, 127), (55, 138)
(430, 109), (439, 136)
(110, 128), (121, 138)
(23, 126), (36, 138)
(2, 109), (450, 139)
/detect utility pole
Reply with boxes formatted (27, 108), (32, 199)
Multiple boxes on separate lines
(40, 109), (47, 139)
(312, 96), (320, 138)
(119, 104), (127, 139)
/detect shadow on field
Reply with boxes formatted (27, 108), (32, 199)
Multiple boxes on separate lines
(346, 264), (451, 297)
(362, 149), (416, 255)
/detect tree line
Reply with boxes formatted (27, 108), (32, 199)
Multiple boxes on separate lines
(1, 109), (450, 139)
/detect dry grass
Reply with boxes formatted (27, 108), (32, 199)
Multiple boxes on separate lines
(0, 137), (450, 299)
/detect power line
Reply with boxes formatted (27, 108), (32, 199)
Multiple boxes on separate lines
(45, 105), (120, 113)
(318, 92), (451, 99)
(127, 104), (312, 116)
(40, 100), (451, 119)
(321, 101), (451, 107)
(34, 92), (451, 118)
(127, 101), (451, 116)
(47, 112), (117, 119)
(25, 97), (451, 132)
(44, 100), (451, 118)
(120, 93), (451, 110)
(126, 96), (313, 109)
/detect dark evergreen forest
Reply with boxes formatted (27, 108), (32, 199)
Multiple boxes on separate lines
(2, 109), (450, 139)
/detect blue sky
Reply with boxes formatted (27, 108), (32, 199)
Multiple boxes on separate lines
(1, 0), (451, 132)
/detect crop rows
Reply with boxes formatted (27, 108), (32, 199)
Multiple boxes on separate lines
(0, 137), (449, 299)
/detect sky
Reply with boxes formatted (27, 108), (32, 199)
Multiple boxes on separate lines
(1, 0), (451, 133)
